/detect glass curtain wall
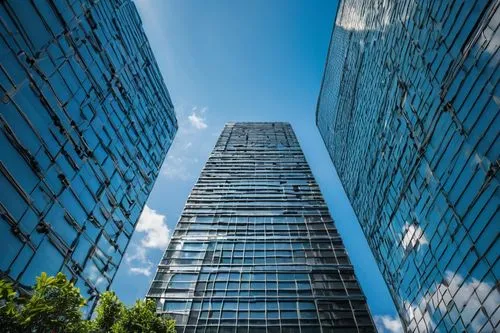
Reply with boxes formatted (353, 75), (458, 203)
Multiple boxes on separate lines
(316, 0), (499, 331)
(147, 122), (374, 333)
(0, 0), (177, 313)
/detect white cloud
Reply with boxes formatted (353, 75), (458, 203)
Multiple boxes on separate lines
(188, 111), (208, 129)
(124, 244), (154, 277)
(136, 205), (170, 249)
(337, 1), (393, 32)
(401, 222), (428, 251)
(160, 104), (212, 181)
(87, 264), (107, 288)
(162, 154), (193, 181)
(374, 315), (404, 333)
(123, 204), (173, 277)
(129, 266), (153, 276)
(336, 0), (415, 37)
(404, 271), (500, 332)
(477, 23), (499, 56)
(125, 244), (147, 263)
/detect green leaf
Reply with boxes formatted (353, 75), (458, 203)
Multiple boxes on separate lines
(1, 272), (177, 333)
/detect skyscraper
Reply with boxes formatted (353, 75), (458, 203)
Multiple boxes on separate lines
(0, 0), (177, 312)
(316, 0), (499, 331)
(147, 122), (374, 332)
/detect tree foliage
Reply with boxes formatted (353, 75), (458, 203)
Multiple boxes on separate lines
(0, 273), (175, 333)
(110, 298), (176, 333)
(21, 272), (87, 333)
(93, 291), (124, 332)
(0, 279), (23, 332)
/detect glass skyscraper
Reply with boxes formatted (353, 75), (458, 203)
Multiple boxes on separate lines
(147, 122), (374, 333)
(317, 0), (498, 332)
(0, 0), (177, 312)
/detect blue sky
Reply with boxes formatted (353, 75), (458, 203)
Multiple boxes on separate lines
(112, 1), (402, 332)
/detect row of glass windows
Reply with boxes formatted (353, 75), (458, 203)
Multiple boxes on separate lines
(180, 326), (374, 333)
(159, 287), (361, 299)
(163, 256), (351, 266)
(185, 202), (323, 208)
(169, 240), (342, 251)
(203, 159), (308, 164)
(186, 202), (326, 208)
(181, 316), (371, 331)
(180, 216), (312, 223)
(174, 225), (336, 233)
(192, 184), (317, 191)
(187, 311), (317, 322)
(156, 290), (356, 299)
(186, 314), (368, 324)
(163, 281), (313, 291)
(167, 249), (346, 259)
(166, 300), (316, 312)
(200, 170), (313, 176)
(176, 222), (336, 230)
(172, 231), (340, 239)
(156, 271), (358, 283)
(181, 209), (329, 216)
(197, 170), (313, 176)
(189, 192), (321, 197)
(165, 272), (310, 282)
(159, 298), (369, 313)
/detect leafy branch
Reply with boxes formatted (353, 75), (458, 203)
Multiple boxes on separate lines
(0, 273), (175, 333)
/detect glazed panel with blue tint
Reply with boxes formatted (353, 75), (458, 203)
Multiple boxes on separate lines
(0, 0), (177, 314)
(316, 0), (499, 331)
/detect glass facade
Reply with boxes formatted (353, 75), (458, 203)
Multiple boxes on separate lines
(0, 0), (177, 312)
(316, 0), (498, 332)
(147, 122), (374, 332)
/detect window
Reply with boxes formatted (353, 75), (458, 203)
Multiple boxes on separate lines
(280, 301), (296, 310)
(211, 301), (222, 310)
(281, 311), (298, 319)
(268, 311), (279, 319)
(227, 282), (238, 289)
(167, 273), (197, 289)
(298, 301), (316, 310)
(164, 301), (187, 311)
(221, 311), (236, 319)
(183, 242), (206, 250)
(223, 301), (237, 310)
(249, 311), (265, 319)
(279, 282), (295, 289)
(267, 302), (279, 310)
(217, 273), (229, 281)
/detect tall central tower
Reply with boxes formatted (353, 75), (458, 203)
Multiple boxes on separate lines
(147, 122), (375, 332)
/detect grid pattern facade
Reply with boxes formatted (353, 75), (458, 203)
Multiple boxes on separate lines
(316, 0), (499, 332)
(0, 0), (177, 312)
(147, 122), (375, 333)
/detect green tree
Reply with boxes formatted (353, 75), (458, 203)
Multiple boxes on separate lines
(0, 279), (23, 332)
(0, 273), (176, 333)
(20, 272), (87, 332)
(110, 299), (176, 333)
(92, 291), (124, 332)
